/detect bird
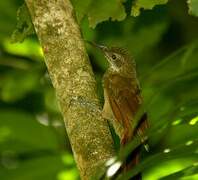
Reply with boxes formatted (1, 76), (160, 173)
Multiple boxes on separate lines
(87, 41), (149, 179)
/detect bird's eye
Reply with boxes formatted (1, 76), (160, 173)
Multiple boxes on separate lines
(111, 54), (117, 60)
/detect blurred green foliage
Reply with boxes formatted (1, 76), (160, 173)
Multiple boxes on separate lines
(0, 0), (198, 179)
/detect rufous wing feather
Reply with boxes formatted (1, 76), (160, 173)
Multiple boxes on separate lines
(104, 74), (148, 144)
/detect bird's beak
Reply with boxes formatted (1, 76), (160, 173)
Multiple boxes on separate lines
(85, 40), (108, 52)
(86, 40), (111, 63)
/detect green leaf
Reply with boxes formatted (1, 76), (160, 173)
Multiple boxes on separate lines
(187, 0), (198, 16)
(3, 38), (43, 60)
(71, 0), (127, 27)
(88, 0), (126, 28)
(159, 164), (198, 180)
(131, 0), (168, 16)
(71, 0), (92, 22)
(11, 4), (35, 43)
(144, 158), (198, 179)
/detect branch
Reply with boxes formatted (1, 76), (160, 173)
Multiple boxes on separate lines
(24, 0), (115, 179)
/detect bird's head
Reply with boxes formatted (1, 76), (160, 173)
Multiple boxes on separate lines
(87, 41), (134, 72)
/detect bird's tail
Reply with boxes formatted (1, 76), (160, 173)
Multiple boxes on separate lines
(124, 146), (142, 180)
(120, 114), (149, 179)
(121, 135), (141, 179)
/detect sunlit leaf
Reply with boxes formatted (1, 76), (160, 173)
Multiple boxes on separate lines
(71, 0), (126, 28)
(3, 39), (43, 60)
(131, 0), (168, 16)
(87, 0), (126, 28)
(159, 164), (198, 180)
(144, 158), (197, 179)
(187, 0), (198, 16)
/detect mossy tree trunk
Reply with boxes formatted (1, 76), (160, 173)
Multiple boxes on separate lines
(24, 0), (115, 179)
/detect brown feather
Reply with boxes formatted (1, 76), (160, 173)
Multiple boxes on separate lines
(103, 73), (148, 148)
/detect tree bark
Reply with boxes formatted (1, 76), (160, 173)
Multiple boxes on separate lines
(24, 0), (115, 179)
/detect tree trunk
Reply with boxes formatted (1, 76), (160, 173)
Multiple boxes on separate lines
(25, 0), (115, 179)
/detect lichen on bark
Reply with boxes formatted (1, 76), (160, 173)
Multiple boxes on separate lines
(25, 0), (115, 179)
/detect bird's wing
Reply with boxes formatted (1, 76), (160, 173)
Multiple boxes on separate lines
(104, 74), (148, 144)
